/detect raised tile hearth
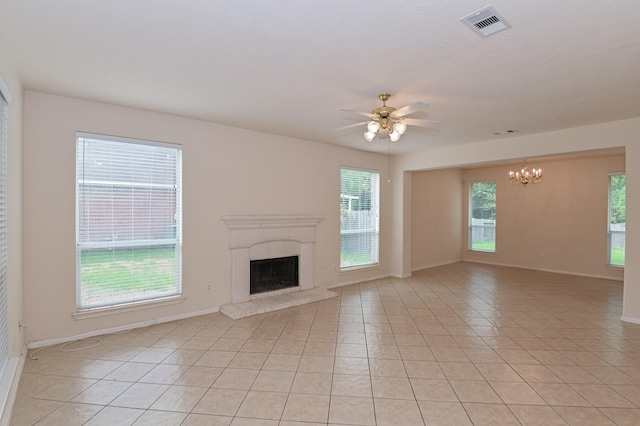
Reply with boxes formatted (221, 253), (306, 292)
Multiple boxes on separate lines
(220, 287), (337, 320)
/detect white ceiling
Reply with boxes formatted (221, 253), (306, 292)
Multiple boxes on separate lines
(2, 0), (640, 154)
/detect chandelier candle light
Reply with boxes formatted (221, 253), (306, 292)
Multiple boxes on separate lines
(509, 161), (542, 185)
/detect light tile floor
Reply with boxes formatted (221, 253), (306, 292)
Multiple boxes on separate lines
(11, 262), (640, 425)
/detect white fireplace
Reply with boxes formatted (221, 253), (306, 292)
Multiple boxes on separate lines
(221, 215), (323, 303)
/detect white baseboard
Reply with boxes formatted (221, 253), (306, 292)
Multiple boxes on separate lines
(412, 259), (462, 273)
(462, 259), (624, 282)
(325, 273), (390, 290)
(26, 258), (624, 350)
(621, 316), (640, 325)
(0, 354), (25, 426)
(28, 306), (220, 350)
(389, 273), (412, 279)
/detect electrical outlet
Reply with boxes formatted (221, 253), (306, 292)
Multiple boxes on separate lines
(206, 284), (212, 292)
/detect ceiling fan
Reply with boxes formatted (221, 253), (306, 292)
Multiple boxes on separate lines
(337, 93), (441, 143)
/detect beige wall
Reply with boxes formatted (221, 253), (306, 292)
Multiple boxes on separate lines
(411, 168), (463, 270)
(408, 156), (626, 280)
(391, 117), (640, 322)
(16, 90), (640, 341)
(15, 93), (640, 341)
(23, 91), (391, 343)
(623, 143), (640, 322)
(461, 156), (624, 279)
(0, 39), (24, 358)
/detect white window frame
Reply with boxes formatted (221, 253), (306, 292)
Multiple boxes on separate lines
(340, 167), (380, 270)
(76, 133), (183, 311)
(469, 181), (496, 253)
(608, 173), (625, 267)
(0, 80), (10, 375)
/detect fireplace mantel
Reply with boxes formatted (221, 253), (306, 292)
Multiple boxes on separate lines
(222, 215), (322, 303)
(221, 215), (323, 231)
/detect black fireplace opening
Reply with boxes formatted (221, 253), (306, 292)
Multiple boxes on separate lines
(250, 255), (299, 295)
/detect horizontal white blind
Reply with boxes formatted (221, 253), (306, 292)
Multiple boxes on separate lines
(0, 91), (8, 371)
(76, 134), (182, 310)
(340, 167), (380, 268)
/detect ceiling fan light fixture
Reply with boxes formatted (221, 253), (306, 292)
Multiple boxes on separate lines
(339, 93), (440, 145)
(367, 121), (381, 133)
(394, 121), (407, 135)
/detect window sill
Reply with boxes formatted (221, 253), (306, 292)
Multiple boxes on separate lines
(467, 249), (496, 255)
(340, 263), (381, 274)
(73, 296), (185, 320)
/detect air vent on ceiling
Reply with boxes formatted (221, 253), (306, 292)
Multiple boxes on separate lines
(460, 6), (511, 38)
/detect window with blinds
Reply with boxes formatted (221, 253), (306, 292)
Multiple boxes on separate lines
(0, 91), (8, 373)
(608, 173), (625, 266)
(76, 133), (182, 310)
(469, 181), (496, 252)
(340, 167), (380, 269)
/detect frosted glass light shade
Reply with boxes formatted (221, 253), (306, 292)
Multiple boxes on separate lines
(367, 121), (381, 133)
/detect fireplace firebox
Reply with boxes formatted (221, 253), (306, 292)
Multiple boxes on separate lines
(250, 256), (299, 295)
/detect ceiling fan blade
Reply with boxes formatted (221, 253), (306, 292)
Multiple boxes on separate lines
(402, 117), (442, 129)
(392, 101), (430, 118)
(340, 107), (377, 119)
(334, 122), (367, 132)
(348, 111), (377, 119)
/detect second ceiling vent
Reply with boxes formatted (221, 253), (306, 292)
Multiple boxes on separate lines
(460, 6), (511, 38)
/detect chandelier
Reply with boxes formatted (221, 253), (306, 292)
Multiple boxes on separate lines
(509, 161), (542, 185)
(364, 94), (407, 143)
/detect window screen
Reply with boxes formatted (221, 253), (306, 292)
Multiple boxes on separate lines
(76, 133), (182, 310)
(340, 167), (380, 269)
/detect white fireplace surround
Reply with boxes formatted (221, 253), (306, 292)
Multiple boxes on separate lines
(222, 215), (323, 303)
